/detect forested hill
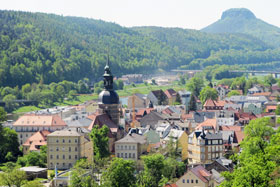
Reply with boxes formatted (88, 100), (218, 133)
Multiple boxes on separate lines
(0, 10), (279, 88)
(201, 8), (280, 47)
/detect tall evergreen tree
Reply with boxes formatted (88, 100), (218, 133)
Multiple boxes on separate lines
(188, 93), (197, 112)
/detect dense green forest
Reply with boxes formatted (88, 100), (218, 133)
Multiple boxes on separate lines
(0, 10), (280, 88)
(202, 8), (280, 48)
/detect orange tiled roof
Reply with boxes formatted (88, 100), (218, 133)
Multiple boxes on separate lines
(14, 114), (66, 127)
(234, 131), (245, 144)
(203, 99), (226, 107)
(221, 126), (241, 132)
(195, 118), (217, 130)
(252, 92), (271, 96)
(23, 130), (50, 151)
(88, 113), (118, 136)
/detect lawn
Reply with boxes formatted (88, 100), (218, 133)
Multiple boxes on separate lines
(13, 106), (42, 114)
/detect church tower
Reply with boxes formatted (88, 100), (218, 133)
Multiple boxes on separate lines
(98, 56), (120, 125)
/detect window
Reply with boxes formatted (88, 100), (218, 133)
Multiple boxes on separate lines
(50, 163), (53, 167)
(75, 147), (78, 152)
(129, 153), (131, 158)
(56, 147), (59, 151)
(182, 179), (185, 183)
(56, 139), (59, 143)
(26, 134), (28, 137)
(56, 155), (59, 159)
(20, 134), (22, 138)
(196, 180), (198, 183)
(125, 153), (127, 158)
(75, 155), (78, 160)
(69, 147), (71, 152)
(191, 179), (193, 183)
(69, 155), (71, 159)
(63, 163), (65, 167)
(187, 179), (189, 183)
(121, 153), (123, 158)
(116, 145), (119, 150)
(125, 145), (127, 150)
(117, 153), (120, 157)
(63, 155), (65, 159)
(50, 155), (53, 159)
(69, 163), (72, 167)
(69, 139), (71, 143)
(121, 145), (123, 150)
(75, 139), (78, 143)
(132, 153), (135, 158)
(62, 139), (65, 143)
(129, 146), (131, 150)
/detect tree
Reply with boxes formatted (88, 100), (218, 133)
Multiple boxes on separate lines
(174, 93), (182, 105)
(162, 158), (185, 181)
(3, 94), (18, 112)
(188, 93), (197, 112)
(275, 105), (280, 115)
(0, 107), (7, 122)
(68, 90), (78, 101)
(220, 117), (278, 187)
(227, 90), (241, 97)
(17, 150), (47, 167)
(102, 158), (136, 187)
(186, 77), (204, 97)
(0, 127), (20, 163)
(22, 180), (44, 187)
(55, 85), (65, 102)
(0, 169), (27, 187)
(139, 154), (165, 187)
(179, 76), (185, 85)
(90, 125), (110, 160)
(199, 86), (218, 104)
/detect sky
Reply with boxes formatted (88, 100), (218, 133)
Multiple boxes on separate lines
(1, 0), (280, 30)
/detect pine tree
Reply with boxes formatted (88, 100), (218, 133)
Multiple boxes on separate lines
(188, 93), (197, 111)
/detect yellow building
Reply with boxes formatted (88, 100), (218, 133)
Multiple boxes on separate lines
(47, 127), (93, 170)
(188, 130), (223, 164)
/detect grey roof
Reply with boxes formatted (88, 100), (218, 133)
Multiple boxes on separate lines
(211, 169), (225, 184)
(243, 102), (262, 108)
(98, 90), (119, 104)
(216, 157), (233, 167)
(66, 117), (92, 127)
(48, 127), (90, 137)
(115, 133), (147, 144)
(194, 111), (215, 123)
(140, 111), (166, 129)
(221, 130), (234, 141)
(205, 132), (223, 140)
(226, 95), (268, 103)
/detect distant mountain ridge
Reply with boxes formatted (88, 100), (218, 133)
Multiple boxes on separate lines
(202, 8), (280, 47)
(0, 10), (280, 87)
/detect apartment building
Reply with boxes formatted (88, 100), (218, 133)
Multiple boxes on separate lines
(188, 130), (223, 164)
(47, 128), (93, 170)
(115, 133), (148, 160)
(13, 114), (67, 145)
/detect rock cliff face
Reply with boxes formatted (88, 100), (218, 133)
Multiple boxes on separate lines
(221, 8), (256, 20)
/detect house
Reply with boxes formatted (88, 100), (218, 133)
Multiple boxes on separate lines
(19, 166), (48, 180)
(22, 130), (50, 154)
(127, 93), (149, 109)
(188, 130), (224, 164)
(147, 90), (168, 106)
(235, 112), (257, 125)
(203, 99), (226, 111)
(195, 119), (218, 132)
(13, 114), (67, 145)
(176, 165), (215, 187)
(115, 133), (148, 160)
(205, 157), (234, 173)
(243, 103), (263, 115)
(144, 130), (161, 152)
(163, 129), (189, 161)
(266, 105), (277, 113)
(47, 127), (93, 170)
(216, 111), (235, 126)
(164, 89), (178, 105)
(215, 85), (230, 100)
(248, 85), (264, 95)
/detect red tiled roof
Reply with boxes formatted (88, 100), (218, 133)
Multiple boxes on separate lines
(136, 108), (154, 116)
(164, 184), (177, 187)
(88, 113), (118, 135)
(14, 114), (66, 127)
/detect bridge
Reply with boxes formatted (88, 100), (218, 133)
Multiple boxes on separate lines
(228, 70), (280, 78)
(171, 69), (203, 73)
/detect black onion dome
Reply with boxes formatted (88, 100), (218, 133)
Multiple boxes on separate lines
(98, 90), (119, 104)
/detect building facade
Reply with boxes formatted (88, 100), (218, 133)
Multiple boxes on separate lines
(13, 114), (67, 145)
(47, 128), (93, 170)
(188, 130), (224, 164)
